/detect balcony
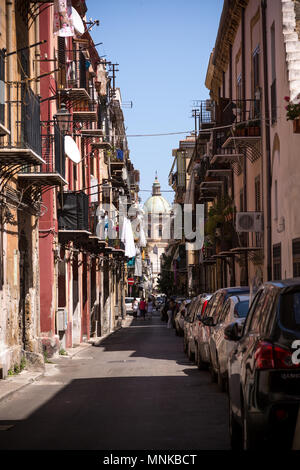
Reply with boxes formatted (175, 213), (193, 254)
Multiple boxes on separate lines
(58, 191), (91, 243)
(220, 99), (262, 164)
(63, 49), (95, 102)
(72, 99), (97, 122)
(18, 124), (68, 190)
(0, 88), (44, 168)
(90, 135), (112, 150)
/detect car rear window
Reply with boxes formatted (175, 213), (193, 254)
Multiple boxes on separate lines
(234, 300), (249, 318)
(280, 291), (300, 331)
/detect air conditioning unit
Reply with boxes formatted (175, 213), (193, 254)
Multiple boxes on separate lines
(236, 212), (263, 232)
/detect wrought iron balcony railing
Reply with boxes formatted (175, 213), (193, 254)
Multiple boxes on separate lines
(0, 86), (42, 161)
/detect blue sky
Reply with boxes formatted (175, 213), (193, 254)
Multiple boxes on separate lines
(86, 0), (223, 205)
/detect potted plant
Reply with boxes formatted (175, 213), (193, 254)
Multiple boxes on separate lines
(284, 95), (300, 133)
(247, 119), (261, 136)
(234, 122), (246, 137)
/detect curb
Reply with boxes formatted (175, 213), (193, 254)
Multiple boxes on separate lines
(0, 318), (132, 403)
(0, 370), (44, 404)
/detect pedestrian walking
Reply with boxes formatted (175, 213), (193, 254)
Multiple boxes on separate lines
(132, 298), (139, 318)
(147, 297), (154, 319)
(167, 298), (176, 329)
(139, 297), (147, 320)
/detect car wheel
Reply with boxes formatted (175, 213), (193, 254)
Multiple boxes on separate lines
(229, 397), (243, 450)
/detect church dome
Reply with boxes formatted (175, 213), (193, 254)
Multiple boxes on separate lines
(143, 175), (171, 214)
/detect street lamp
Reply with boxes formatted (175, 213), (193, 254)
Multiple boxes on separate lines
(54, 103), (72, 134)
(54, 104), (72, 210)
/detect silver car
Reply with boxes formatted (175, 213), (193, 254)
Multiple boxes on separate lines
(174, 299), (191, 336)
(209, 294), (250, 390)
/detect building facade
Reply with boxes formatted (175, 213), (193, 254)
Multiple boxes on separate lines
(165, 0), (300, 299)
(0, 0), (140, 377)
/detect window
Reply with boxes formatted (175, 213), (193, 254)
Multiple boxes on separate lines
(248, 290), (266, 332)
(255, 176), (261, 211)
(293, 239), (300, 277)
(234, 300), (250, 318)
(213, 293), (226, 323)
(274, 179), (278, 221)
(271, 23), (277, 123)
(243, 289), (263, 335)
(219, 299), (231, 323)
(240, 189), (244, 212)
(280, 291), (300, 332)
(273, 243), (281, 281)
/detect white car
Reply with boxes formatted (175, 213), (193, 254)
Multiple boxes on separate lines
(209, 294), (250, 390)
(125, 297), (135, 315)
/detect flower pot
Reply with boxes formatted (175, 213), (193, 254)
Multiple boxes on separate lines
(248, 126), (260, 137)
(235, 128), (245, 137)
(293, 118), (300, 133)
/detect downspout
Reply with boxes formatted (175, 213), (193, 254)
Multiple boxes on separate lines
(34, 8), (40, 96)
(6, 0), (13, 143)
(261, 0), (272, 281)
(241, 6), (249, 286)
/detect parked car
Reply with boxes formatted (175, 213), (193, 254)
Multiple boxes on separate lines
(227, 279), (300, 449)
(195, 287), (250, 371)
(188, 294), (212, 361)
(183, 296), (200, 357)
(209, 294), (250, 391)
(125, 297), (134, 315)
(174, 299), (191, 336)
(125, 297), (140, 315)
(183, 294), (211, 361)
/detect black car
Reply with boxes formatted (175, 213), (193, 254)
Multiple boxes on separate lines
(226, 279), (300, 450)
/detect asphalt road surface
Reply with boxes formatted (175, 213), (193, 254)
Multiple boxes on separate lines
(0, 312), (230, 450)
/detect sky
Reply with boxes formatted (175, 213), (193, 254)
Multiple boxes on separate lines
(85, 0), (224, 205)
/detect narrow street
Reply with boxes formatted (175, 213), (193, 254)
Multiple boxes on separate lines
(0, 312), (230, 450)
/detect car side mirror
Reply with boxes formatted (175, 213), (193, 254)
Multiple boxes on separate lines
(224, 322), (242, 342)
(201, 317), (215, 327)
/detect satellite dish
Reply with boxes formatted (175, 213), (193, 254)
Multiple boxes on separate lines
(65, 136), (80, 164)
(72, 7), (85, 36)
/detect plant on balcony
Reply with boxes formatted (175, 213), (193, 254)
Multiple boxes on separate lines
(285, 95), (300, 132)
(205, 196), (234, 244)
(234, 122), (246, 137)
(247, 119), (261, 136)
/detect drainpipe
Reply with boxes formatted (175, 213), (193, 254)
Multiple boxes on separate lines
(241, 6), (249, 286)
(6, 0), (13, 143)
(34, 10), (40, 96)
(261, 0), (272, 281)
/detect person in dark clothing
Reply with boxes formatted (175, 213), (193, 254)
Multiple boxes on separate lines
(139, 297), (147, 320)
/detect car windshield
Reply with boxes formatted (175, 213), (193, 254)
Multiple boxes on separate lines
(280, 291), (300, 331)
(234, 300), (249, 318)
